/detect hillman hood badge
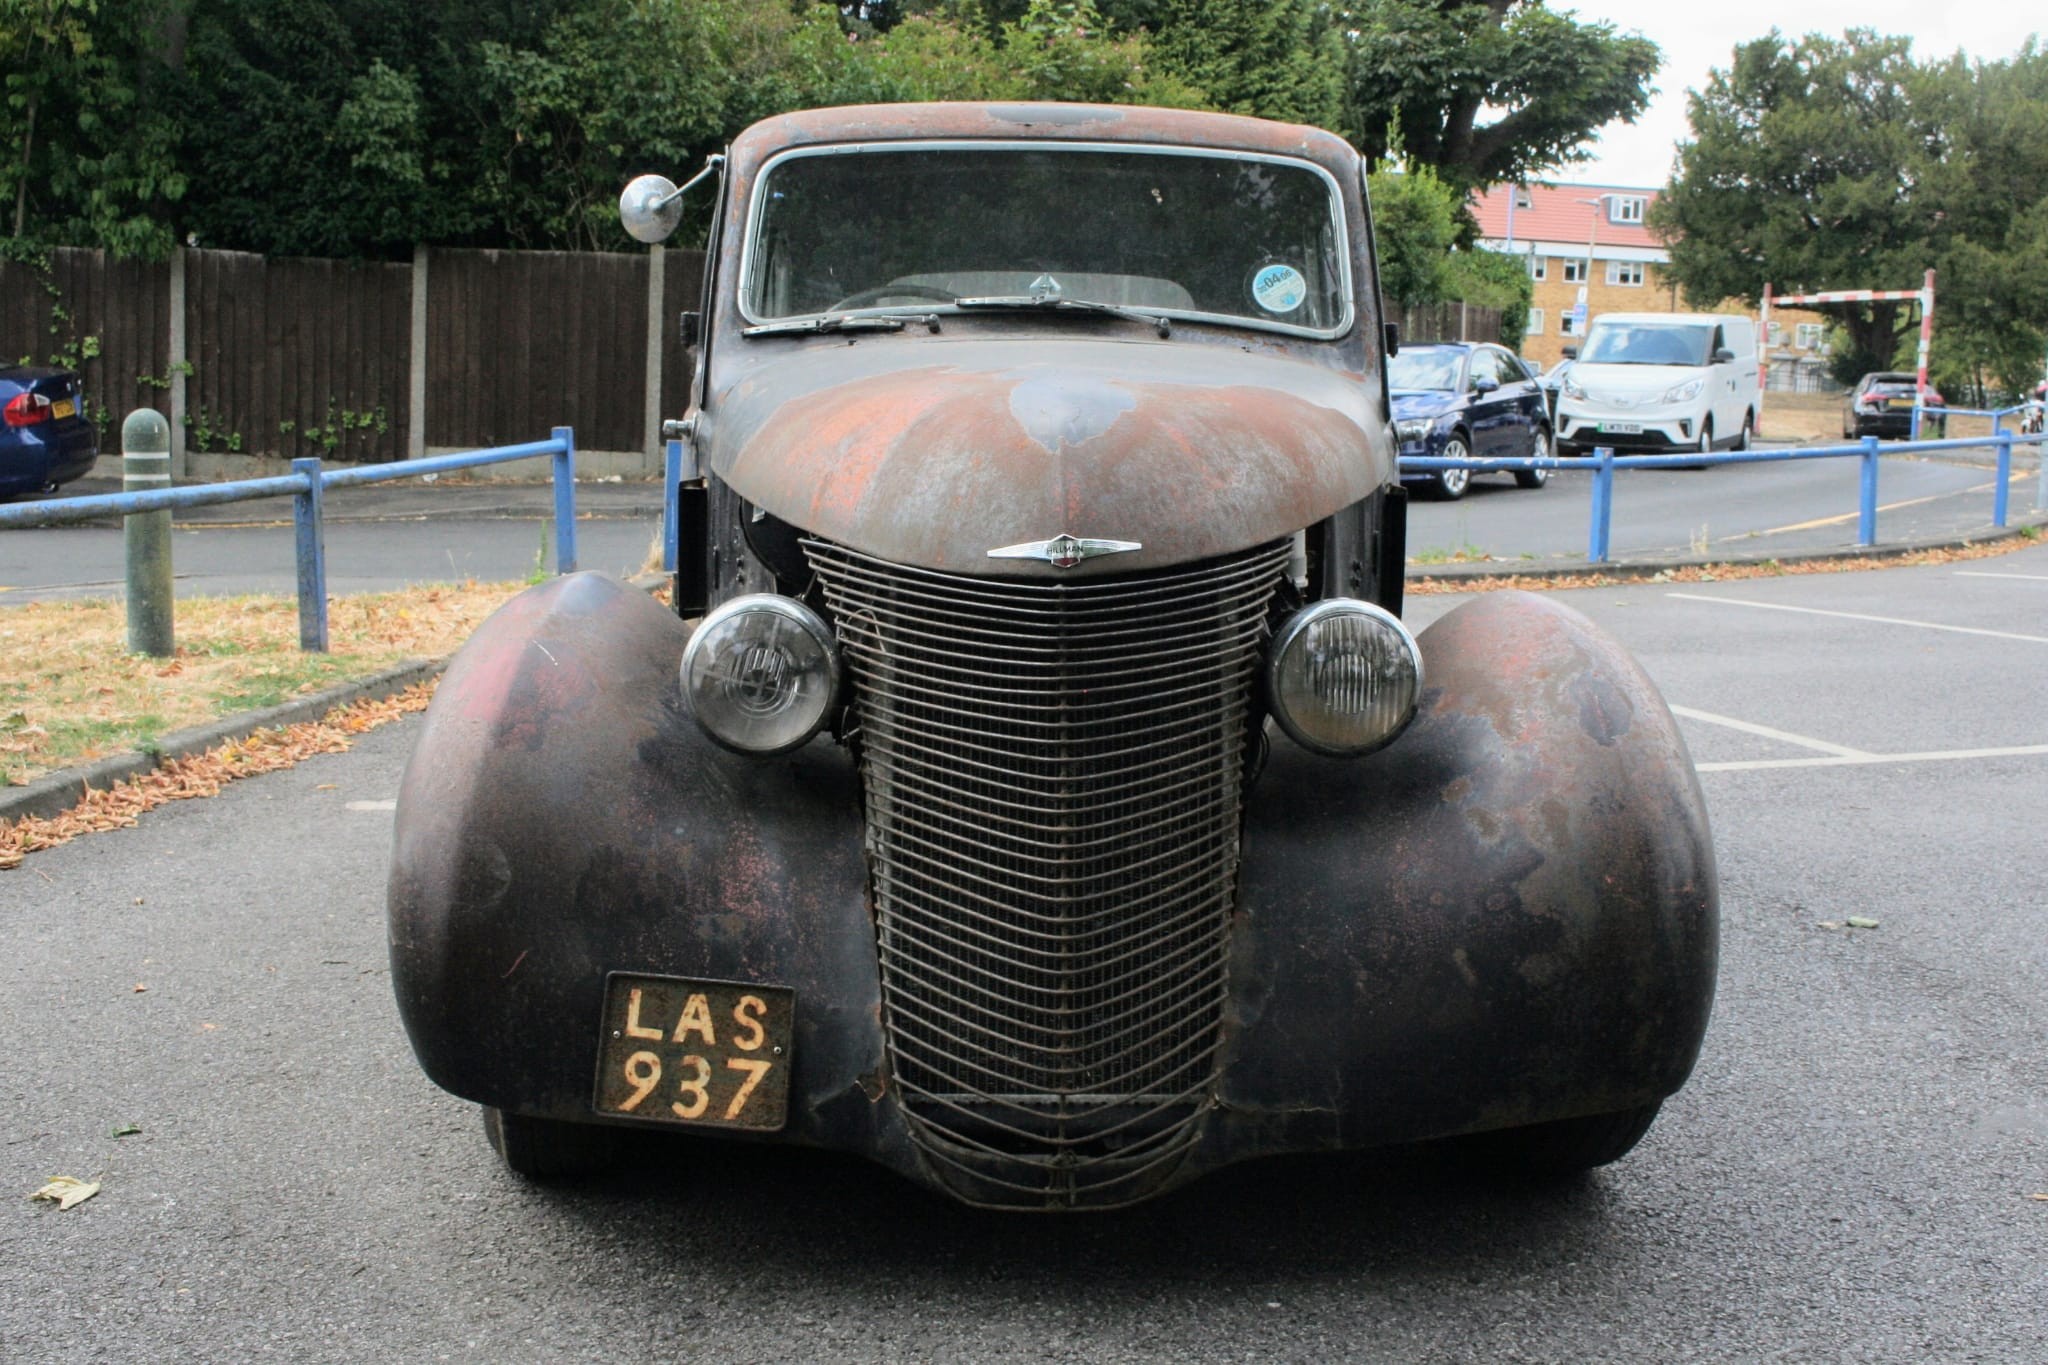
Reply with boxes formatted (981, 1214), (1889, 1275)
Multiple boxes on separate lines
(986, 533), (1143, 569)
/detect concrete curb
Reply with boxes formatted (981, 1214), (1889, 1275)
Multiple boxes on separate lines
(0, 657), (445, 826)
(1, 571), (675, 830)
(1407, 517), (2046, 585)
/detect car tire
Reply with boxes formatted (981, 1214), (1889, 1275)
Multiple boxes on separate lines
(1433, 433), (1472, 500)
(1677, 418), (1713, 471)
(1734, 411), (1754, 452)
(482, 1105), (623, 1180)
(1436, 1102), (1663, 1180)
(1514, 425), (1552, 488)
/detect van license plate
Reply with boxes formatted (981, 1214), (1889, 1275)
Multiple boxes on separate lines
(593, 973), (793, 1130)
(1601, 422), (1642, 434)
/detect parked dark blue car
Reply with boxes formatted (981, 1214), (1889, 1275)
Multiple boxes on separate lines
(1, 366), (98, 500)
(1391, 342), (1552, 500)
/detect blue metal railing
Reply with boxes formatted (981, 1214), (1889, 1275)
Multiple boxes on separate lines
(1402, 420), (2048, 564)
(0, 425), (577, 650)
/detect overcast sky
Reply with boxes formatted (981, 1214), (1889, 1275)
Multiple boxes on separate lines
(1558, 4), (2045, 189)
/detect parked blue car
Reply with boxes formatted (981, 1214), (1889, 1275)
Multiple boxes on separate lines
(1, 366), (98, 500)
(1391, 342), (1552, 500)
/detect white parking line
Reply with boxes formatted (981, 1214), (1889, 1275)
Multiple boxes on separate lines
(345, 799), (397, 812)
(1667, 705), (1870, 757)
(1667, 592), (2048, 644)
(1698, 744), (2048, 773)
(1954, 571), (2048, 582)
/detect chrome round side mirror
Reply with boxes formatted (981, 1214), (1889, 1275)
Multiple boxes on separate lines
(620, 174), (684, 244)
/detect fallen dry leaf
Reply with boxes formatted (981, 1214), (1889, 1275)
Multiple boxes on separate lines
(30, 1176), (100, 1211)
(2029, 1193), (2048, 1202)
(132, 983), (147, 993)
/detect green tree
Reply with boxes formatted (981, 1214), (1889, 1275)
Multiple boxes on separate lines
(1145, 0), (1344, 128)
(1341, 1), (1659, 195)
(1368, 165), (1531, 341)
(2, 0), (185, 255)
(1653, 31), (2048, 397)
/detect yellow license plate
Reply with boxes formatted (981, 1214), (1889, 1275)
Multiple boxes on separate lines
(50, 399), (75, 419)
(593, 974), (793, 1130)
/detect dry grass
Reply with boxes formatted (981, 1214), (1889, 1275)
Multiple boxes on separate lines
(1759, 389), (2004, 446)
(0, 683), (435, 870)
(0, 581), (526, 787)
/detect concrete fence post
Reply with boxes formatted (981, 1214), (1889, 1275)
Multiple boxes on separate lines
(408, 245), (428, 460)
(1586, 446), (1615, 563)
(122, 409), (175, 657)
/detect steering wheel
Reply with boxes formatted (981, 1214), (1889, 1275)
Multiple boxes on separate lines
(828, 282), (961, 310)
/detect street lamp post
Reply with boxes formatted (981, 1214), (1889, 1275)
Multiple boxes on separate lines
(1573, 194), (1611, 345)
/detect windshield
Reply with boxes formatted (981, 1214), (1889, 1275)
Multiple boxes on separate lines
(742, 144), (1350, 335)
(1579, 323), (1713, 367)
(1388, 347), (1464, 391)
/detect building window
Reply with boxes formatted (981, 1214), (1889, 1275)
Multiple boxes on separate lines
(1610, 196), (1646, 224)
(1767, 321), (1784, 347)
(1529, 255), (1547, 281)
(1514, 186), (1533, 210)
(1605, 260), (1644, 286)
(1562, 259), (1588, 283)
(1560, 311), (1581, 337)
(1795, 322), (1826, 350)
(1525, 309), (1544, 335)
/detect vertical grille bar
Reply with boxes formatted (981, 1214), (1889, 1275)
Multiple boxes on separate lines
(807, 540), (1287, 1207)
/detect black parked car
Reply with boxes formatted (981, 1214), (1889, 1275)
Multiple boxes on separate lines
(1843, 372), (1945, 440)
(1, 365), (97, 499)
(1391, 342), (1552, 499)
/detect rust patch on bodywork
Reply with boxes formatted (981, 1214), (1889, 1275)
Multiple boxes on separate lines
(715, 340), (1385, 576)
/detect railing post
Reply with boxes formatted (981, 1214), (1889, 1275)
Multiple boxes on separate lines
(1587, 446), (1615, 563)
(551, 425), (577, 574)
(1994, 427), (2013, 529)
(664, 438), (682, 574)
(1858, 436), (1881, 548)
(292, 457), (329, 652)
(122, 409), (175, 657)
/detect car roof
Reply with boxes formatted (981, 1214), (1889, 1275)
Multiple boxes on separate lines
(729, 102), (1361, 182)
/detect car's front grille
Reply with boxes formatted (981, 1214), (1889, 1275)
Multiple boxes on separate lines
(806, 540), (1288, 1208)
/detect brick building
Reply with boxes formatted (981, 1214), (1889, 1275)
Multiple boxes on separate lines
(1471, 182), (1831, 384)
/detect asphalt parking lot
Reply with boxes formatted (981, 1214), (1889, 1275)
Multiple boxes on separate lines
(2, 543), (2045, 1361)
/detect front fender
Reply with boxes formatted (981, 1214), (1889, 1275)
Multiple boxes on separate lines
(386, 574), (899, 1157)
(1215, 589), (1719, 1152)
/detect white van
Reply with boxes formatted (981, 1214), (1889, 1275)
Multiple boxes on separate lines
(1555, 312), (1759, 457)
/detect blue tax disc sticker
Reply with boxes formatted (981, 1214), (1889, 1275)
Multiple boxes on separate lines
(1251, 263), (1308, 315)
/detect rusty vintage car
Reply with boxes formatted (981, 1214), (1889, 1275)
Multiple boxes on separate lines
(388, 102), (1717, 1211)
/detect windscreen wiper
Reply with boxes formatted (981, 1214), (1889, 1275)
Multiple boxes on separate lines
(742, 312), (941, 338)
(954, 294), (1172, 337)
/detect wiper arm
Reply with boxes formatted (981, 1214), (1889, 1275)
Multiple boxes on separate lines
(954, 294), (1172, 337)
(742, 312), (940, 338)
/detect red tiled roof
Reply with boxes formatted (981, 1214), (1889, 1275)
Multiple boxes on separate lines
(1471, 182), (1664, 249)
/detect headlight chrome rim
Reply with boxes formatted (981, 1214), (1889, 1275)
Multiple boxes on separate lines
(1266, 598), (1424, 758)
(681, 594), (841, 756)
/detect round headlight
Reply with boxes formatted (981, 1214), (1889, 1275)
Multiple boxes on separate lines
(1267, 599), (1423, 757)
(681, 595), (840, 755)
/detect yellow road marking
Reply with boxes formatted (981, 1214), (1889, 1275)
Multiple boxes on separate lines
(1759, 475), (2016, 535)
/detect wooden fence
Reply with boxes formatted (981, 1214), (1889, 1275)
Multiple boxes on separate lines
(2, 244), (705, 470)
(3, 245), (1497, 471)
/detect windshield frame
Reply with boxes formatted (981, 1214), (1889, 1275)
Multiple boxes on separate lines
(735, 139), (1356, 341)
